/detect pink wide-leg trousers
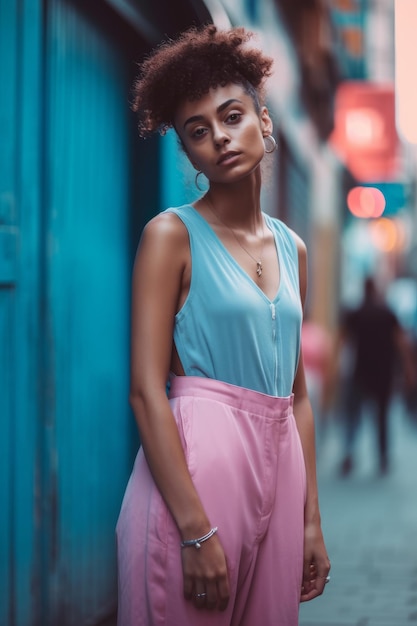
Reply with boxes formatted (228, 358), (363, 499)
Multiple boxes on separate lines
(116, 376), (306, 626)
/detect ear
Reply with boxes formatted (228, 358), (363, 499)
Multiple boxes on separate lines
(260, 106), (273, 137)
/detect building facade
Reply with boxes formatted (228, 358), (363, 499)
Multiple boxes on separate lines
(0, 1), (340, 624)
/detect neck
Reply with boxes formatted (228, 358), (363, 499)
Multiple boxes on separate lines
(205, 176), (263, 231)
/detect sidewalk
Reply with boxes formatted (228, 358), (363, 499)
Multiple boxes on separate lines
(299, 395), (417, 626)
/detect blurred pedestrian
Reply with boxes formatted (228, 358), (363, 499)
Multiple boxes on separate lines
(116, 23), (330, 626)
(337, 276), (415, 475)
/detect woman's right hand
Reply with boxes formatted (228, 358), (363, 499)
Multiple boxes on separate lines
(181, 534), (230, 611)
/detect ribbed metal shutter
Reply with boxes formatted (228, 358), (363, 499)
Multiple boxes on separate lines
(41, 2), (135, 623)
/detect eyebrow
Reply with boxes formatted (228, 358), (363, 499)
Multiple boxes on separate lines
(183, 99), (244, 130)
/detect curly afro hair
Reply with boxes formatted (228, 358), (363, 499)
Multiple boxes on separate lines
(132, 24), (274, 137)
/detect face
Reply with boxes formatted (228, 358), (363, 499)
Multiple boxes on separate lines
(174, 84), (273, 184)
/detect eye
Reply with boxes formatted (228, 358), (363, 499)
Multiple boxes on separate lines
(191, 126), (208, 139)
(226, 112), (242, 124)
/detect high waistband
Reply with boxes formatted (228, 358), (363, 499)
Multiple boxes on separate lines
(168, 375), (294, 419)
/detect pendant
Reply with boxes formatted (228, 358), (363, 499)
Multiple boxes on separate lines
(256, 261), (263, 277)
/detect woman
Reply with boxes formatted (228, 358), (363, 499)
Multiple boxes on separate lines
(116, 24), (330, 626)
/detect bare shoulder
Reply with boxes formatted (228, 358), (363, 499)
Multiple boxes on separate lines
(133, 211), (190, 285)
(141, 211), (189, 248)
(137, 211), (189, 265)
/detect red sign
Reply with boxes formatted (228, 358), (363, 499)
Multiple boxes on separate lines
(330, 81), (400, 181)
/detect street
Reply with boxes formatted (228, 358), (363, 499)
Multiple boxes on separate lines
(299, 396), (417, 626)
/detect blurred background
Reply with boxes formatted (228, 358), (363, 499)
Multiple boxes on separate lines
(1, 0), (417, 624)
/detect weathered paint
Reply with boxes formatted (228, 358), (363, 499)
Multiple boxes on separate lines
(40, 1), (139, 622)
(0, 0), (148, 623)
(0, 0), (42, 624)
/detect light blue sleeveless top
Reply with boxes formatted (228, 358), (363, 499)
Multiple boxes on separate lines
(166, 205), (303, 397)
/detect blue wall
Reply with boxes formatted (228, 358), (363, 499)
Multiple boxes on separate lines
(41, 2), (134, 622)
(0, 1), (149, 623)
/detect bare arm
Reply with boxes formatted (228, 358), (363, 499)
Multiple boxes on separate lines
(290, 231), (331, 602)
(130, 213), (229, 610)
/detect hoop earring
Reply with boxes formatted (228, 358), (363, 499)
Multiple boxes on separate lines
(195, 171), (205, 191)
(264, 135), (277, 154)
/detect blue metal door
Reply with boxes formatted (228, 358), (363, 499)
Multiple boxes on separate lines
(1, 0), (148, 623)
(0, 1), (41, 624)
(41, 1), (137, 623)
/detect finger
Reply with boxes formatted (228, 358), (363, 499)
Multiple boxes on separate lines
(193, 587), (208, 610)
(300, 587), (321, 602)
(316, 573), (330, 594)
(300, 572), (330, 602)
(301, 581), (326, 601)
(183, 574), (193, 601)
(300, 581), (314, 598)
(205, 579), (218, 610)
(300, 575), (321, 602)
(303, 561), (316, 579)
(315, 560), (331, 592)
(205, 576), (223, 609)
(217, 574), (230, 611)
(301, 563), (315, 596)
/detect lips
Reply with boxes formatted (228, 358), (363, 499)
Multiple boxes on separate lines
(217, 151), (240, 165)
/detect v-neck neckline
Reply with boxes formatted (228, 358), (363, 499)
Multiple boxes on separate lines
(188, 205), (282, 304)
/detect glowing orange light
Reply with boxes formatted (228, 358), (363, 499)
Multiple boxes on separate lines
(369, 218), (398, 251)
(347, 186), (386, 218)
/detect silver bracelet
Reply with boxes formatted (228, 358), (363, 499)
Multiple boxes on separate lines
(180, 527), (218, 549)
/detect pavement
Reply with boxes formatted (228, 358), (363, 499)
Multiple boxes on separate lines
(299, 395), (417, 626)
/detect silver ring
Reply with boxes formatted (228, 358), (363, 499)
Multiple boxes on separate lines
(325, 576), (330, 584)
(196, 592), (207, 598)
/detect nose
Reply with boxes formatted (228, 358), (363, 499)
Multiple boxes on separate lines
(212, 123), (230, 148)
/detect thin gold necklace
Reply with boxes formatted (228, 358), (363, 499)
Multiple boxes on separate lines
(204, 195), (265, 277)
